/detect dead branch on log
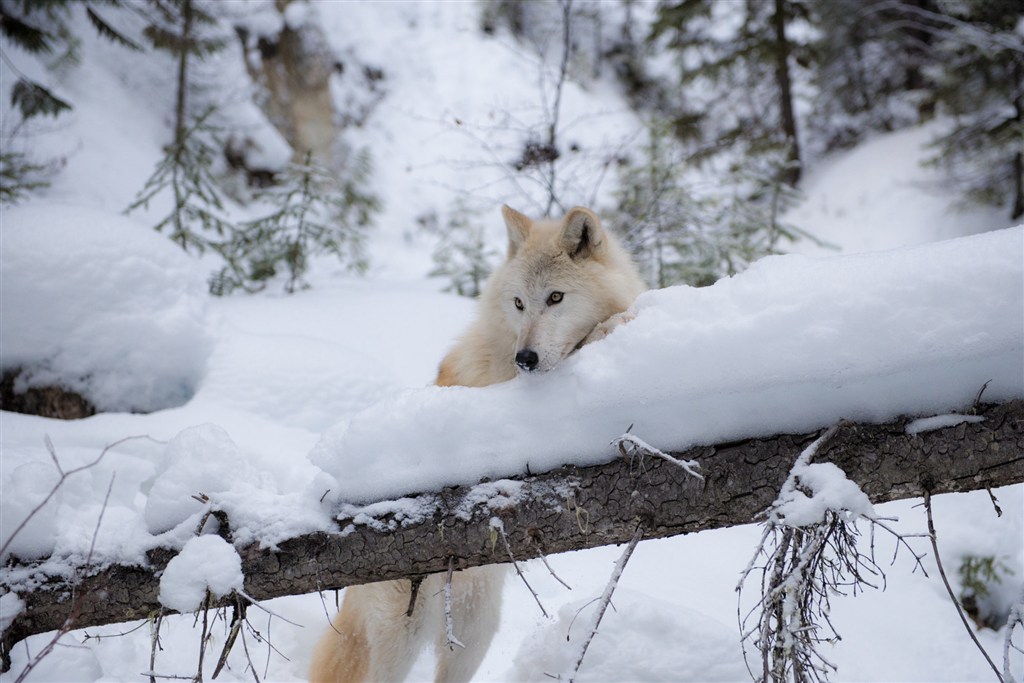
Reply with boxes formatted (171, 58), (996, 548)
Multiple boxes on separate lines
(567, 525), (644, 682)
(924, 491), (1004, 681)
(2, 400), (1023, 668)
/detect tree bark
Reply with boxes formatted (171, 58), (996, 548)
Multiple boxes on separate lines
(3, 400), (1023, 668)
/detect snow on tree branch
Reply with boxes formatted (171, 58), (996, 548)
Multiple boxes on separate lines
(2, 399), (1022, 670)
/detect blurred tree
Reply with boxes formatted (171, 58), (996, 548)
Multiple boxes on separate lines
(650, 0), (807, 186)
(807, 0), (935, 152)
(423, 199), (497, 298)
(0, 0), (141, 204)
(609, 116), (805, 288)
(923, 0), (1024, 219)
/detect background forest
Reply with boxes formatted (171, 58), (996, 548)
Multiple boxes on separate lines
(1, 0), (1022, 681)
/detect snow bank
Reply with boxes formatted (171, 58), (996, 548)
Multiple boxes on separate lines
(158, 535), (244, 613)
(311, 227), (1024, 504)
(510, 589), (747, 681)
(0, 205), (212, 413)
(144, 425), (256, 534)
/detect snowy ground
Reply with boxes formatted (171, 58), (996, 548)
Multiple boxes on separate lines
(2, 2), (1023, 682)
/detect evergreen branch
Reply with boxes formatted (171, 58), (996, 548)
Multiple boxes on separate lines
(10, 78), (71, 121)
(85, 7), (142, 51)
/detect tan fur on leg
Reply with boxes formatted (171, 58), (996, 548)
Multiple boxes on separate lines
(308, 599), (370, 683)
(309, 580), (430, 683)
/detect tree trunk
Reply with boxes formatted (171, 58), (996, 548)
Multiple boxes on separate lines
(1011, 59), (1023, 220)
(173, 0), (192, 151)
(3, 400), (1023, 669)
(772, 0), (801, 186)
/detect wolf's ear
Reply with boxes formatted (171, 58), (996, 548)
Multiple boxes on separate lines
(562, 207), (604, 260)
(502, 205), (532, 258)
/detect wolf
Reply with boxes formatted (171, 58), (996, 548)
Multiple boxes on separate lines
(308, 205), (647, 683)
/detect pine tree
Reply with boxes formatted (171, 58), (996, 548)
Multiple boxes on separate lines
(142, 0), (225, 151)
(209, 151), (379, 295)
(425, 199), (497, 298)
(0, 0), (141, 121)
(125, 0), (234, 251)
(0, 0), (141, 203)
(649, 0), (807, 186)
(126, 107), (232, 252)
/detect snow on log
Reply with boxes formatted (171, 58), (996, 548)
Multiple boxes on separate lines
(2, 399), (1022, 658)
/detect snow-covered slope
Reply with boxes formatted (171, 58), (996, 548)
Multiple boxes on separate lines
(1, 2), (1022, 682)
(785, 124), (1011, 256)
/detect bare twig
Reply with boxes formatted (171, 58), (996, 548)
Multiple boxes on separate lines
(987, 488), (1004, 518)
(212, 600), (246, 679)
(923, 491), (1004, 682)
(406, 577), (424, 618)
(195, 594), (211, 683)
(238, 619), (261, 683)
(492, 518), (548, 618)
(530, 536), (572, 591)
(612, 431), (703, 481)
(736, 422), (923, 683)
(150, 612), (165, 683)
(1004, 586), (1024, 683)
(236, 591), (303, 629)
(975, 380), (993, 410)
(568, 525), (644, 683)
(443, 557), (465, 651)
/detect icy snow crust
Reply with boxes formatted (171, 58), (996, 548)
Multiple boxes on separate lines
(312, 226), (1024, 504)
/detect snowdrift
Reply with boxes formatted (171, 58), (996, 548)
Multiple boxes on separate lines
(311, 226), (1024, 504)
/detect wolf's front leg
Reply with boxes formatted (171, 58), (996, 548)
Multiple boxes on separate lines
(309, 579), (433, 683)
(582, 309), (637, 346)
(433, 564), (506, 683)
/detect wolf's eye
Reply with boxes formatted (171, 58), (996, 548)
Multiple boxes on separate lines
(514, 297), (524, 310)
(547, 291), (564, 305)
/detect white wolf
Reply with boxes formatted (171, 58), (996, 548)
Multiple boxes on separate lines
(309, 205), (647, 683)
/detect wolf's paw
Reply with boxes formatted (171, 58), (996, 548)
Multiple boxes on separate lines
(583, 310), (636, 346)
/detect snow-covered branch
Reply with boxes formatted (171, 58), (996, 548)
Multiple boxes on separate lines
(2, 400), (1023, 668)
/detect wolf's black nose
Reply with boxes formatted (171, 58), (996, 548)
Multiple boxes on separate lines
(515, 349), (539, 371)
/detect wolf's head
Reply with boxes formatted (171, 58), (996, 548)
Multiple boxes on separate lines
(487, 205), (646, 374)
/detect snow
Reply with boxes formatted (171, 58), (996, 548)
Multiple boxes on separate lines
(158, 535), (244, 613)
(0, 205), (211, 413)
(511, 589), (748, 682)
(772, 426), (875, 527)
(312, 226), (1022, 505)
(0, 593), (25, 634)
(1, 2), (1022, 682)
(906, 413), (988, 436)
(785, 123), (1010, 256)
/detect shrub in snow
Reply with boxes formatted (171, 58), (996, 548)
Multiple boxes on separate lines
(0, 205), (211, 413)
(158, 535), (244, 613)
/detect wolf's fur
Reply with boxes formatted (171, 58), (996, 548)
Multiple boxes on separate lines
(309, 206), (647, 683)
